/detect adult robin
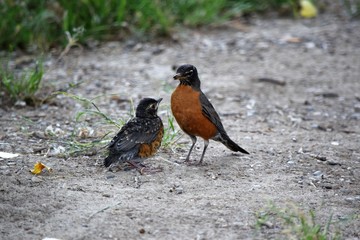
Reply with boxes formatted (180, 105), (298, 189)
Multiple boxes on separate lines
(171, 64), (249, 164)
(104, 98), (164, 172)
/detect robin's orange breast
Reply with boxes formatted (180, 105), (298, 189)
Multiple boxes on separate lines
(171, 85), (217, 140)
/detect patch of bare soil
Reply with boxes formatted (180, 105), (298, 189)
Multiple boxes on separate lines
(1, 14), (359, 240)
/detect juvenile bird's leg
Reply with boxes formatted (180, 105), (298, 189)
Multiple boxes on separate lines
(126, 160), (145, 171)
(199, 140), (209, 164)
(126, 160), (162, 175)
(185, 135), (197, 162)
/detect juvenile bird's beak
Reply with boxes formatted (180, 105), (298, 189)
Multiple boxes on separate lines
(157, 98), (163, 104)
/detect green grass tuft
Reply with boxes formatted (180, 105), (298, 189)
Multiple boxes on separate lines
(0, 60), (44, 105)
(255, 203), (342, 240)
(343, 0), (360, 18)
(162, 111), (183, 149)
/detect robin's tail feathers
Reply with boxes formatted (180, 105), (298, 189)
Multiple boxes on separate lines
(217, 134), (249, 154)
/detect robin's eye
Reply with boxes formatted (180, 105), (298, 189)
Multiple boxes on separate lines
(186, 70), (193, 76)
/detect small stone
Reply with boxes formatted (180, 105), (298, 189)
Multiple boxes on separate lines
(139, 228), (145, 234)
(327, 160), (341, 166)
(260, 221), (274, 228)
(207, 172), (218, 180)
(45, 125), (65, 137)
(47, 145), (66, 157)
(15, 100), (26, 107)
(322, 184), (333, 189)
(175, 186), (183, 194)
(170, 184), (183, 194)
(78, 127), (94, 139)
(314, 155), (327, 161)
(313, 170), (322, 177)
(345, 196), (360, 203)
(311, 123), (319, 129)
(322, 92), (339, 98)
(305, 42), (316, 49)
(331, 141), (339, 146)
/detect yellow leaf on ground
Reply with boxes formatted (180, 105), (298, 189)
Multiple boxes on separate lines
(30, 162), (53, 175)
(300, 0), (318, 18)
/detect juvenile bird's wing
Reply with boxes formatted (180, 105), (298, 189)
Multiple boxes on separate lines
(199, 92), (227, 135)
(108, 117), (163, 154)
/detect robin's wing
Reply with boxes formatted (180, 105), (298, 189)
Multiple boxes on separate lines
(199, 92), (227, 135)
(108, 117), (163, 154)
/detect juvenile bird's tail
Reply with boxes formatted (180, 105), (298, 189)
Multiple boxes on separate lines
(217, 133), (249, 154)
(104, 155), (117, 167)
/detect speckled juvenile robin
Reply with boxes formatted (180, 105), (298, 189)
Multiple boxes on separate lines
(104, 98), (164, 172)
(171, 64), (249, 164)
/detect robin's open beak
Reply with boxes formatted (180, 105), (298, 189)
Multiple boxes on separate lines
(173, 73), (182, 80)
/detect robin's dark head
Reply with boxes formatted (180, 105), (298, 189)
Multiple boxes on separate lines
(136, 98), (162, 118)
(173, 64), (200, 89)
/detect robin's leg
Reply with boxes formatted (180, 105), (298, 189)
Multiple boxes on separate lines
(199, 140), (209, 164)
(185, 135), (197, 162)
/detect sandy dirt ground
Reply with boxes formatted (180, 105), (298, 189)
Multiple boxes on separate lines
(1, 13), (360, 240)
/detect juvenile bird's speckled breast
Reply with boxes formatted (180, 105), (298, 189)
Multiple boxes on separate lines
(138, 125), (164, 158)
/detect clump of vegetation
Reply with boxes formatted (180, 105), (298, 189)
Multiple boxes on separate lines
(255, 203), (342, 240)
(58, 93), (180, 156)
(1, 0), (303, 51)
(343, 0), (360, 18)
(161, 110), (182, 149)
(0, 60), (44, 106)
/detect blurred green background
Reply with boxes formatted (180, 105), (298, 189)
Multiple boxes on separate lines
(1, 0), (359, 51)
(1, 0), (359, 105)
(0, 0), (324, 51)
